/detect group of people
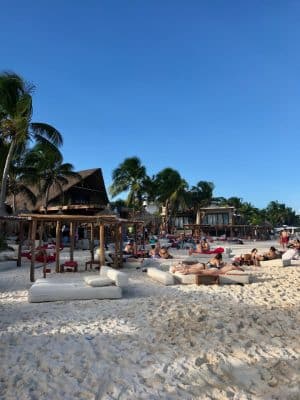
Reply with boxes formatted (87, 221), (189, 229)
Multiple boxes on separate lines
(170, 253), (244, 275)
(148, 243), (173, 259)
(233, 239), (300, 266)
(123, 240), (173, 260)
(170, 239), (300, 276)
(188, 238), (210, 255)
(233, 246), (280, 267)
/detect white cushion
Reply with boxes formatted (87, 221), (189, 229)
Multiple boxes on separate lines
(28, 282), (122, 302)
(100, 266), (129, 287)
(171, 270), (250, 285)
(84, 276), (114, 287)
(147, 267), (175, 285)
(259, 259), (290, 267)
(219, 272), (250, 284)
(282, 249), (298, 261)
(172, 272), (196, 284)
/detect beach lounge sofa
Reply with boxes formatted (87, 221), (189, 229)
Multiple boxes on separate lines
(28, 266), (128, 303)
(147, 267), (250, 285)
(147, 267), (175, 285)
(259, 259), (291, 267)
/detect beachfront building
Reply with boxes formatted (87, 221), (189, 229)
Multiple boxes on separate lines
(6, 168), (109, 216)
(181, 205), (272, 239)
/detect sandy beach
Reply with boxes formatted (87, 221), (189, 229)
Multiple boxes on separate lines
(0, 241), (300, 400)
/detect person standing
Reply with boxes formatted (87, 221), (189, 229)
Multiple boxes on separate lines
(280, 229), (290, 250)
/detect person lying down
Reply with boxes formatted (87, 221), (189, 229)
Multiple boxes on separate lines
(170, 253), (244, 275)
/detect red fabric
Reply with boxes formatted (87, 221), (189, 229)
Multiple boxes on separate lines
(25, 253), (56, 263)
(63, 261), (78, 267)
(192, 247), (224, 255)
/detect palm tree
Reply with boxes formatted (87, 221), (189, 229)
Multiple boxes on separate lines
(189, 181), (215, 224)
(0, 72), (62, 215)
(6, 166), (37, 214)
(109, 157), (148, 210)
(153, 168), (189, 232)
(24, 143), (80, 212)
(264, 201), (297, 226)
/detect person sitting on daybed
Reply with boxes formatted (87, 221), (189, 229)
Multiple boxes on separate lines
(282, 239), (300, 261)
(170, 253), (243, 275)
(255, 246), (280, 262)
(233, 248), (259, 266)
(149, 243), (161, 258)
(124, 240), (136, 255)
(123, 240), (139, 260)
(159, 246), (173, 259)
(200, 238), (210, 252)
(188, 238), (210, 255)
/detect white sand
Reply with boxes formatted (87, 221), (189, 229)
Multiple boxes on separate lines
(0, 241), (300, 399)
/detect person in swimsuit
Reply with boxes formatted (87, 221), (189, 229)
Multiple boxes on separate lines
(170, 253), (243, 275)
(280, 229), (290, 250)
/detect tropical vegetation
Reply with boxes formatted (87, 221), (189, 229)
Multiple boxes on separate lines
(0, 72), (63, 215)
(1, 71), (298, 230)
(110, 157), (300, 231)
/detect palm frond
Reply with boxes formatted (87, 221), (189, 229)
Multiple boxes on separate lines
(30, 122), (63, 147)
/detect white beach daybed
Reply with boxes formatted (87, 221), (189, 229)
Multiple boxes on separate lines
(28, 266), (128, 303)
(147, 267), (251, 286)
(259, 259), (291, 267)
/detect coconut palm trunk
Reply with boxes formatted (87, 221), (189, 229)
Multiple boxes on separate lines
(0, 139), (17, 215)
(196, 209), (202, 225)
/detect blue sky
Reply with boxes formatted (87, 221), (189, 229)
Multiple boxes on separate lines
(1, 1), (299, 211)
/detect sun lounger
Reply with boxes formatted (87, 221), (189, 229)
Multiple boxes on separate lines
(147, 267), (175, 286)
(218, 271), (250, 284)
(259, 259), (291, 267)
(147, 266), (250, 285)
(28, 281), (122, 302)
(28, 266), (129, 302)
(172, 272), (197, 285)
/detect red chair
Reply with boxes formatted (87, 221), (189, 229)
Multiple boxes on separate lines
(61, 261), (78, 272)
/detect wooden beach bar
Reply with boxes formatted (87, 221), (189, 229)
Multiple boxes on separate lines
(4, 213), (142, 282)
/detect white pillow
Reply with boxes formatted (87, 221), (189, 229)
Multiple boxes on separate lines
(106, 269), (129, 287)
(84, 276), (114, 287)
(147, 267), (175, 285)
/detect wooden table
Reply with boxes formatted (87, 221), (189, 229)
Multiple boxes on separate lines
(195, 274), (220, 285)
(85, 260), (101, 271)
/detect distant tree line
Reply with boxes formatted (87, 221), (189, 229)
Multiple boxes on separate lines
(109, 157), (299, 228)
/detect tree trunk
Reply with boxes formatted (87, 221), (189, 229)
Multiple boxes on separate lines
(196, 209), (202, 225)
(0, 139), (16, 216)
(44, 187), (50, 213)
(12, 194), (16, 215)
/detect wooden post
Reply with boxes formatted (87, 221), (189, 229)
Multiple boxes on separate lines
(28, 221), (32, 242)
(99, 222), (105, 267)
(90, 223), (94, 262)
(38, 221), (44, 247)
(55, 221), (61, 273)
(113, 224), (119, 268)
(118, 223), (123, 268)
(17, 220), (24, 267)
(30, 219), (37, 282)
(70, 222), (75, 262)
